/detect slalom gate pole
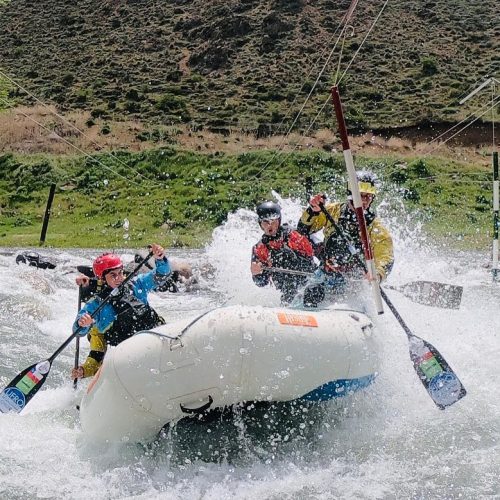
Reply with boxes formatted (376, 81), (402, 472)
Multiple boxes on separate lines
(493, 152), (499, 281)
(330, 86), (384, 314)
(305, 176), (313, 202)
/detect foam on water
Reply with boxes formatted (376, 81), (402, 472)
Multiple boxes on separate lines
(0, 198), (499, 499)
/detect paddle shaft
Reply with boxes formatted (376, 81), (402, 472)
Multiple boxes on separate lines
(73, 285), (83, 389)
(51, 251), (154, 363)
(318, 204), (370, 275)
(267, 267), (315, 277)
(0, 251), (154, 414)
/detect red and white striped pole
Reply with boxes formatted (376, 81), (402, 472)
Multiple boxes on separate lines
(493, 152), (499, 281)
(330, 86), (384, 314)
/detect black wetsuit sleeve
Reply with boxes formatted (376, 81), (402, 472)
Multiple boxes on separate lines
(296, 220), (311, 235)
(297, 207), (318, 235)
(80, 278), (98, 302)
(251, 245), (271, 287)
(253, 272), (270, 287)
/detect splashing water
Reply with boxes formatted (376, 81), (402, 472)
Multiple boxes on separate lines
(0, 196), (499, 499)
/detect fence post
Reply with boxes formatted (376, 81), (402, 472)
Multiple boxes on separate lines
(39, 183), (56, 246)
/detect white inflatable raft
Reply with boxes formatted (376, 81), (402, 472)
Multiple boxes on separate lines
(79, 304), (379, 443)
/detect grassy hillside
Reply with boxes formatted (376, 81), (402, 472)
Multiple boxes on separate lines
(0, 0), (498, 133)
(0, 148), (493, 249)
(0, 75), (12, 110)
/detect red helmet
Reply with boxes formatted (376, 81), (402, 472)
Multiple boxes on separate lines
(92, 253), (123, 278)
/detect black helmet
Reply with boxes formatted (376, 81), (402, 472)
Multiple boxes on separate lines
(256, 201), (281, 222)
(347, 171), (378, 197)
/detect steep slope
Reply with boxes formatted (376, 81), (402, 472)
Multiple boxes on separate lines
(0, 0), (498, 132)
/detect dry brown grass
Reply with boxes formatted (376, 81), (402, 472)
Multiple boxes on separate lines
(0, 105), (153, 154)
(0, 105), (491, 167)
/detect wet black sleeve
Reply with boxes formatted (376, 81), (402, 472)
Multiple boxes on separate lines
(253, 272), (270, 287)
(80, 278), (98, 302)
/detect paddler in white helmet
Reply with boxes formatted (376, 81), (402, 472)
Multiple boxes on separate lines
(297, 171), (394, 284)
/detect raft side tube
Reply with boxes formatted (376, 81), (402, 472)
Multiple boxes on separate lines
(79, 305), (379, 443)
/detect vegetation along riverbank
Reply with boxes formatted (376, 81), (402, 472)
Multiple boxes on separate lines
(0, 146), (493, 250)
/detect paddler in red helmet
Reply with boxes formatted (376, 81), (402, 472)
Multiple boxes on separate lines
(70, 243), (170, 379)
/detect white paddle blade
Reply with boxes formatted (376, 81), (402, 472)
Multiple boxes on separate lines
(393, 281), (463, 310)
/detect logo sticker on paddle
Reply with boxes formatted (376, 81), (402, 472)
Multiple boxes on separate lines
(410, 336), (466, 409)
(0, 361), (51, 414)
(427, 371), (464, 408)
(0, 387), (26, 413)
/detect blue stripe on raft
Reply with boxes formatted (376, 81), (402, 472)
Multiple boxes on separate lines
(300, 374), (376, 402)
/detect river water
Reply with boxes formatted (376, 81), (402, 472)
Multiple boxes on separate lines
(0, 202), (499, 499)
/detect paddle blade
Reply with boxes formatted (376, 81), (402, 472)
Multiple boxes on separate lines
(408, 336), (466, 409)
(0, 360), (51, 414)
(398, 281), (463, 309)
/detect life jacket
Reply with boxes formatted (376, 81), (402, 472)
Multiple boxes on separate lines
(99, 285), (165, 346)
(254, 225), (315, 271)
(253, 226), (316, 303)
(324, 203), (376, 270)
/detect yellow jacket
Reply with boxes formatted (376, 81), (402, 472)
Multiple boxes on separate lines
(299, 202), (394, 280)
(81, 327), (107, 378)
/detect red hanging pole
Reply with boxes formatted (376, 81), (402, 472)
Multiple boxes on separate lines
(330, 85), (384, 313)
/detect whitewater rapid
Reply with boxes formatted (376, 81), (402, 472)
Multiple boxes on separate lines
(0, 203), (499, 499)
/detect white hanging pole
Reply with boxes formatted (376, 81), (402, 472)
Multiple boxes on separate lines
(459, 78), (492, 105)
(493, 152), (499, 281)
(459, 77), (499, 282)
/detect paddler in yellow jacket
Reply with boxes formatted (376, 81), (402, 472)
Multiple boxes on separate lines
(297, 171), (394, 287)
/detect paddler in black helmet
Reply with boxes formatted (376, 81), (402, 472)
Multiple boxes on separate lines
(251, 201), (324, 306)
(297, 171), (394, 284)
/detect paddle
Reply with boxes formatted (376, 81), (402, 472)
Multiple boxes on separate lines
(384, 281), (463, 310)
(317, 203), (466, 409)
(0, 251), (153, 414)
(328, 85), (465, 409)
(73, 285), (83, 389)
(266, 267), (462, 310)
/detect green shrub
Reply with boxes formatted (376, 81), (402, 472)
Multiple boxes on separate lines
(389, 169), (408, 184)
(409, 159), (431, 177)
(156, 93), (191, 122)
(401, 187), (420, 202)
(91, 108), (107, 118)
(101, 123), (111, 135)
(421, 57), (438, 76)
(13, 215), (32, 226)
(61, 73), (75, 86)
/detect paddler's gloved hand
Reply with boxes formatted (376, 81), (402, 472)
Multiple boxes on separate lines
(310, 268), (325, 285)
(71, 366), (84, 379)
(77, 312), (94, 328)
(150, 243), (166, 260)
(251, 261), (265, 276)
(308, 193), (327, 213)
(365, 271), (383, 283)
(76, 275), (90, 287)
